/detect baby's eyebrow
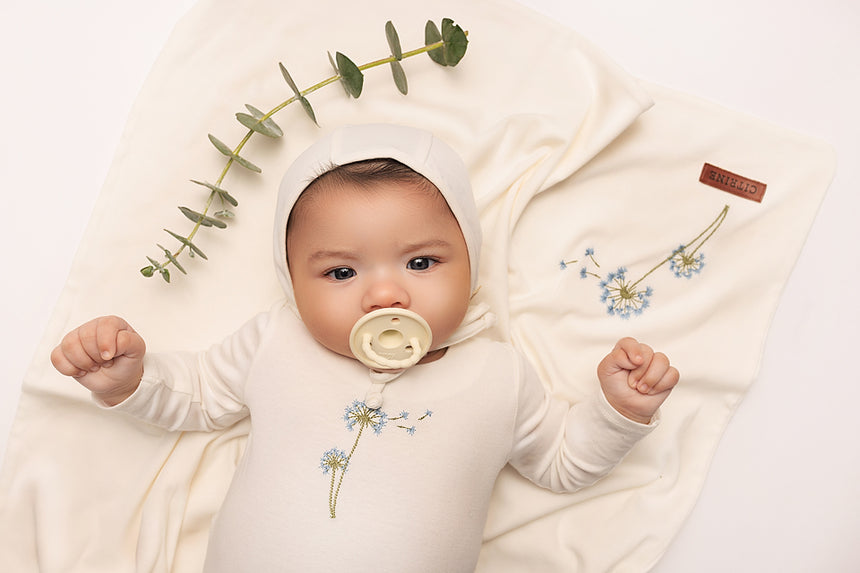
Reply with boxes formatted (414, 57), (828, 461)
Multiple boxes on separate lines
(308, 249), (359, 262)
(402, 239), (453, 253)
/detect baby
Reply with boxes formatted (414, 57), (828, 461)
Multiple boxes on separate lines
(51, 124), (678, 571)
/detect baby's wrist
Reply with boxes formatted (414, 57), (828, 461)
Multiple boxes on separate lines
(605, 394), (653, 425)
(615, 407), (652, 425)
(96, 366), (144, 407)
(96, 385), (138, 407)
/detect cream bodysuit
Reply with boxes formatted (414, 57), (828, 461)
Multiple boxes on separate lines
(121, 306), (654, 571)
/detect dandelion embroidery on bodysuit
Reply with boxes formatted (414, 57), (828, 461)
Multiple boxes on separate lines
(320, 400), (432, 518)
(560, 205), (729, 319)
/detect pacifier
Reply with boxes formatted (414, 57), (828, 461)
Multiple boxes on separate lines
(349, 308), (433, 371)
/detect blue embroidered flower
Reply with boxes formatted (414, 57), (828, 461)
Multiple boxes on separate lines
(320, 448), (349, 475)
(669, 245), (705, 279)
(600, 267), (653, 320)
(344, 400), (388, 434)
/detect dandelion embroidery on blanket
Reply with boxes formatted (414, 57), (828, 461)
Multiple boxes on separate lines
(560, 205), (729, 319)
(320, 400), (432, 518)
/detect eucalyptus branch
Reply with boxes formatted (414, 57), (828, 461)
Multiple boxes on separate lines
(141, 18), (469, 283)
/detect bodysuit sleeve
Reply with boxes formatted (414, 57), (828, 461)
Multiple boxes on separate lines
(101, 310), (273, 432)
(508, 350), (658, 493)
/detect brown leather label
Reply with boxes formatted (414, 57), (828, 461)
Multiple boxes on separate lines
(699, 163), (766, 203)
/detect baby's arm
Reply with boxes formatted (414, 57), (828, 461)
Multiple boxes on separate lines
(509, 338), (678, 492)
(50, 316), (146, 406)
(597, 337), (679, 424)
(52, 310), (273, 432)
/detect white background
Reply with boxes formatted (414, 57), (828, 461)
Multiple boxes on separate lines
(1, 1), (858, 571)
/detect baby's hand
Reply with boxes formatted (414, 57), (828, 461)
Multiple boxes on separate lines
(597, 337), (679, 424)
(50, 316), (146, 406)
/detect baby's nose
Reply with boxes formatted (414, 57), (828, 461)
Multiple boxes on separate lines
(362, 278), (410, 311)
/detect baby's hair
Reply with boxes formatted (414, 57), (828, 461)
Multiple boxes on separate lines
(285, 158), (449, 265)
(307, 158), (437, 194)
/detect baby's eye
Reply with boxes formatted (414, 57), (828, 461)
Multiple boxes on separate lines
(407, 257), (437, 271)
(325, 267), (356, 281)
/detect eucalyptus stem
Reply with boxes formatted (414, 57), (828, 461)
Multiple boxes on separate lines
(142, 18), (469, 283)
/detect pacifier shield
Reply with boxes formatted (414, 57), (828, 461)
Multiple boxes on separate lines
(349, 308), (432, 370)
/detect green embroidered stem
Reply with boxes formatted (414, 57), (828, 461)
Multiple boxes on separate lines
(629, 205), (729, 290)
(628, 255), (670, 290)
(330, 423), (365, 518)
(328, 468), (337, 519)
(684, 204), (728, 257)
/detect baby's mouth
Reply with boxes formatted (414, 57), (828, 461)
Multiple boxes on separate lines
(348, 308), (433, 371)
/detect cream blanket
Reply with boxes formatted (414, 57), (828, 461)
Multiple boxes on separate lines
(0, 0), (834, 571)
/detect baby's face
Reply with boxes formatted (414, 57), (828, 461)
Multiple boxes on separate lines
(286, 180), (472, 363)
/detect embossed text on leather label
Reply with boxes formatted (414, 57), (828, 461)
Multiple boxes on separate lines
(699, 163), (766, 203)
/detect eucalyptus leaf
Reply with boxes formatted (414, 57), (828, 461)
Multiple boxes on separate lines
(246, 104), (283, 136)
(232, 154), (262, 173)
(158, 244), (187, 274)
(299, 96), (319, 126)
(441, 18), (468, 66)
(328, 51), (351, 96)
(207, 136), (262, 173)
(236, 111), (283, 138)
(146, 256), (171, 283)
(165, 229), (208, 260)
(244, 104), (266, 119)
(278, 62), (301, 97)
(140, 265), (155, 278)
(191, 179), (239, 207)
(425, 21), (445, 66)
(217, 190), (239, 207)
(214, 210), (235, 218)
(335, 52), (363, 98)
(165, 254), (187, 275)
(179, 206), (228, 229)
(385, 21), (402, 60)
(390, 60), (408, 94)
(207, 133), (233, 156)
(190, 179), (220, 192)
(179, 206), (210, 227)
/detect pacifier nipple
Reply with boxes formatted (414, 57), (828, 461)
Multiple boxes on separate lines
(349, 308), (433, 371)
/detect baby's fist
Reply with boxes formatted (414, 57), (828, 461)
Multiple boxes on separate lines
(597, 337), (679, 424)
(51, 315), (146, 405)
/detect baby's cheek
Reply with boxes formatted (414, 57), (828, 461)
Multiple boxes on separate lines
(428, 305), (470, 348)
